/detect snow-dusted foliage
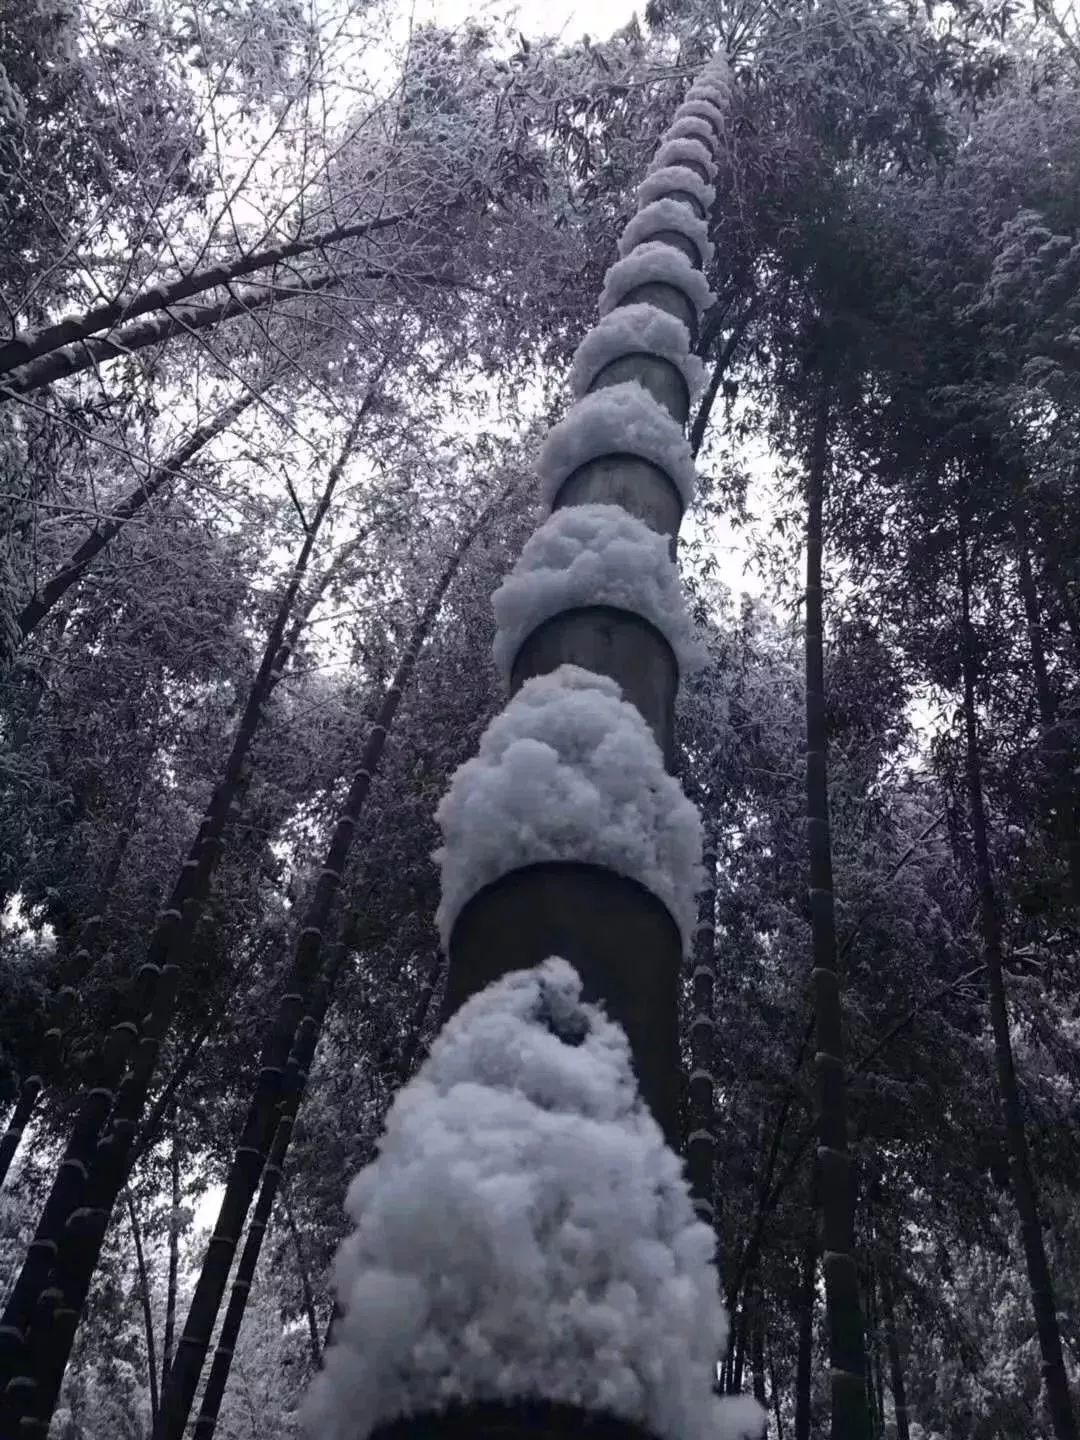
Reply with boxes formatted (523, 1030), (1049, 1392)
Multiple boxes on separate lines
(648, 137), (716, 178)
(599, 242), (714, 321)
(305, 959), (764, 1440)
(663, 115), (716, 147)
(491, 505), (703, 683)
(569, 304), (704, 402)
(619, 200), (714, 269)
(434, 666), (704, 949)
(637, 165), (716, 214)
(536, 382), (698, 509)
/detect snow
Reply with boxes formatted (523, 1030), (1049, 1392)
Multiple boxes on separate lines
(434, 666), (704, 951)
(663, 115), (716, 147)
(676, 98), (726, 136)
(599, 242), (715, 322)
(491, 505), (704, 683)
(536, 381), (698, 509)
(648, 137), (717, 178)
(569, 304), (705, 403)
(619, 200), (714, 269)
(305, 959), (764, 1440)
(637, 165), (716, 214)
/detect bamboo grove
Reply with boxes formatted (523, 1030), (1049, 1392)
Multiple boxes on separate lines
(1, 0), (1080, 1438)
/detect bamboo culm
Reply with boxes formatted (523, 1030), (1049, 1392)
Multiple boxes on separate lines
(957, 511), (1077, 1440)
(803, 389), (870, 1439)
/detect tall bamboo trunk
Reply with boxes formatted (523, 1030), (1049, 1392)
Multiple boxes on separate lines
(126, 1191), (160, 1428)
(879, 1268), (909, 1440)
(957, 516), (1077, 1440)
(320, 56), (736, 1440)
(688, 822), (719, 1222)
(0, 403), (370, 1435)
(1012, 508), (1080, 903)
(156, 492), (506, 1440)
(0, 768), (146, 1189)
(192, 928), (352, 1440)
(161, 1126), (181, 1392)
(0, 213), (409, 380)
(0, 266), (383, 401)
(804, 391), (869, 1438)
(15, 389), (263, 644)
(794, 1206), (817, 1440)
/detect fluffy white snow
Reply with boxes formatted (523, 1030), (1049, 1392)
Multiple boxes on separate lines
(687, 73), (731, 107)
(569, 304), (705, 403)
(491, 505), (704, 683)
(599, 242), (715, 322)
(677, 97), (726, 136)
(536, 381), (698, 510)
(433, 666), (704, 951)
(663, 115), (716, 147)
(619, 200), (714, 269)
(305, 959), (764, 1440)
(648, 136), (716, 178)
(637, 165), (716, 214)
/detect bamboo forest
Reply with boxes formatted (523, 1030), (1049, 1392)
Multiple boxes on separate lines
(2, 0), (1080, 1436)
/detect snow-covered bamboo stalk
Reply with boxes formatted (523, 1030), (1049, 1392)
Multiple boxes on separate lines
(435, 62), (731, 1150)
(0, 399), (375, 1437)
(315, 55), (762, 1440)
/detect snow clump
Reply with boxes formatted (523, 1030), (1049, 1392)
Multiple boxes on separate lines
(599, 242), (715, 322)
(619, 199), (714, 269)
(304, 958), (765, 1440)
(637, 165), (716, 214)
(648, 136), (716, 179)
(434, 666), (704, 951)
(536, 381), (698, 510)
(491, 505), (704, 683)
(569, 304), (704, 403)
(663, 115), (716, 147)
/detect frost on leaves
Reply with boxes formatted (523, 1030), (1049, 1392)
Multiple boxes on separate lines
(305, 959), (764, 1440)
(536, 381), (698, 510)
(569, 304), (705, 403)
(491, 505), (703, 684)
(434, 666), (703, 950)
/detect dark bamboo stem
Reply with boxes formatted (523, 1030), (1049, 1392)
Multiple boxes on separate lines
(804, 389), (869, 1439)
(957, 509), (1077, 1440)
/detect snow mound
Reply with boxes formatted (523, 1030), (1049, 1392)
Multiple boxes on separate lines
(649, 136), (716, 178)
(619, 200), (714, 270)
(637, 165), (716, 214)
(599, 242), (715, 322)
(569, 304), (704, 404)
(491, 505), (704, 683)
(677, 98), (726, 136)
(536, 382), (697, 510)
(305, 959), (764, 1440)
(434, 666), (704, 950)
(663, 116), (716, 147)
